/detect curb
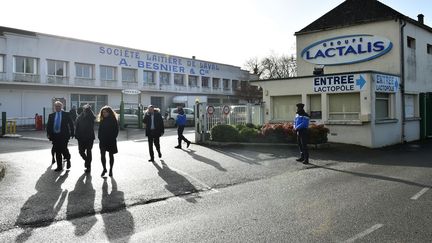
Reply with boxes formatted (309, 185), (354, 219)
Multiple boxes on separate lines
(199, 141), (330, 149)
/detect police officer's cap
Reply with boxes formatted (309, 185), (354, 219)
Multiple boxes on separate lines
(296, 103), (305, 109)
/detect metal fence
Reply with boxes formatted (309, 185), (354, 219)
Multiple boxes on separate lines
(205, 104), (264, 132)
(1, 117), (36, 132)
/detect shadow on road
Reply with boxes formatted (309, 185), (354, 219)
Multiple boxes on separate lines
(15, 167), (69, 242)
(66, 173), (96, 236)
(153, 160), (200, 203)
(307, 163), (432, 188)
(186, 149), (227, 172)
(101, 177), (135, 242)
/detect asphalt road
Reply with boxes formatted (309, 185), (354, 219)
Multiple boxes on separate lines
(0, 128), (431, 242)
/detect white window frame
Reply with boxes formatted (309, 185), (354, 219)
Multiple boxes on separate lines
(14, 56), (38, 74)
(160, 72), (170, 85)
(308, 94), (322, 119)
(0, 55), (4, 73)
(375, 93), (392, 120)
(272, 95), (302, 121)
(47, 60), (67, 77)
(75, 63), (93, 79)
(174, 73), (184, 85)
(328, 93), (360, 121)
(121, 68), (137, 82)
(143, 70), (155, 84)
(100, 65), (116, 81)
(188, 75), (198, 87)
(212, 78), (220, 89)
(404, 94), (417, 119)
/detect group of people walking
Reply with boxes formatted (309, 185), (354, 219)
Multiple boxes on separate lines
(47, 102), (192, 177)
(48, 101), (120, 177)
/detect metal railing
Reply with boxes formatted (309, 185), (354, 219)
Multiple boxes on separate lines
(75, 78), (95, 86)
(47, 76), (69, 85)
(13, 73), (41, 83)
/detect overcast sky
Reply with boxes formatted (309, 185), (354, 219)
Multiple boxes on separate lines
(1, 0), (431, 68)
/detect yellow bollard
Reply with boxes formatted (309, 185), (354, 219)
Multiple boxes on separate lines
(6, 120), (16, 134)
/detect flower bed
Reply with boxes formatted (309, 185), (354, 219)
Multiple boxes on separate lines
(210, 122), (329, 144)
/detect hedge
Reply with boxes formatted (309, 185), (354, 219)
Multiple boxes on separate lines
(211, 122), (329, 144)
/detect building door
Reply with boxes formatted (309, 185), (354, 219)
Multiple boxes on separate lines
(420, 93), (432, 138)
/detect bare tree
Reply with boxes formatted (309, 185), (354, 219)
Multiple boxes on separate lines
(244, 57), (265, 79)
(244, 54), (297, 79)
(234, 81), (263, 104)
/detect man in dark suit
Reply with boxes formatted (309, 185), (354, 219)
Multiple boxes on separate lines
(47, 101), (75, 171)
(143, 105), (164, 162)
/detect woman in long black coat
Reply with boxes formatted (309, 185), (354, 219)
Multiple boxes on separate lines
(98, 106), (119, 177)
(75, 105), (96, 173)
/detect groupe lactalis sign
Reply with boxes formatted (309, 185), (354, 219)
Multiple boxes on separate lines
(301, 34), (393, 65)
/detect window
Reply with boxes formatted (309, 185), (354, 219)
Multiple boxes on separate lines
(0, 55), (4, 72)
(160, 72), (170, 85)
(407, 36), (416, 49)
(375, 93), (390, 119)
(143, 70), (155, 83)
(272, 95), (301, 121)
(122, 68), (136, 82)
(328, 93), (360, 120)
(100, 65), (116, 81)
(232, 80), (239, 90)
(212, 78), (220, 89)
(427, 44), (432, 54)
(71, 94), (107, 114)
(174, 73), (184, 85)
(75, 63), (93, 79)
(202, 77), (209, 87)
(208, 98), (221, 105)
(308, 94), (322, 119)
(189, 75), (198, 86)
(47, 60), (67, 76)
(14, 56), (38, 74)
(405, 94), (416, 118)
(151, 96), (164, 110)
(223, 79), (230, 89)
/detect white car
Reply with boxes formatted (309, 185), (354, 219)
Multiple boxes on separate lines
(167, 107), (195, 124)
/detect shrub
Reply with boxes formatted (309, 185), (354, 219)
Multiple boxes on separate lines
(245, 123), (255, 129)
(235, 124), (246, 131)
(239, 127), (260, 142)
(308, 124), (329, 144)
(211, 124), (239, 142)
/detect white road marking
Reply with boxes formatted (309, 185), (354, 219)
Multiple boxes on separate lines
(410, 187), (430, 200)
(344, 224), (383, 243)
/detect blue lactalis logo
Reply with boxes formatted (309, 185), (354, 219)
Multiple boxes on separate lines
(301, 34), (393, 65)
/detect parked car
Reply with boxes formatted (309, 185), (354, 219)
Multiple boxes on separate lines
(113, 108), (143, 127)
(167, 107), (195, 126)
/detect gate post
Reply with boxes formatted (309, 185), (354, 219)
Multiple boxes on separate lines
(1, 112), (6, 136)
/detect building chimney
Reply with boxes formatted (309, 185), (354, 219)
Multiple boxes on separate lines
(418, 14), (424, 24)
(192, 56), (196, 59)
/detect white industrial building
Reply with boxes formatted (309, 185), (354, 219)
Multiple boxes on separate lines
(0, 26), (252, 121)
(253, 0), (432, 148)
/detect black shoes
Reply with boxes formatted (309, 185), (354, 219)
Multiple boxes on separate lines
(85, 168), (91, 173)
(158, 151), (162, 158)
(296, 158), (305, 162)
(66, 160), (71, 169)
(101, 169), (107, 177)
(174, 145), (182, 149)
(54, 167), (62, 172)
(148, 159), (155, 162)
(187, 141), (191, 148)
(303, 160), (310, 165)
(109, 170), (113, 177)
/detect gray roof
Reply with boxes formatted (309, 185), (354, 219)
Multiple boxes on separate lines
(295, 0), (431, 35)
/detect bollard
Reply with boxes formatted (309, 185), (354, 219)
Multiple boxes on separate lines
(7, 120), (16, 134)
(1, 112), (5, 136)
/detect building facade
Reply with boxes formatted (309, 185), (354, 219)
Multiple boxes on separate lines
(0, 26), (252, 119)
(253, 0), (432, 148)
